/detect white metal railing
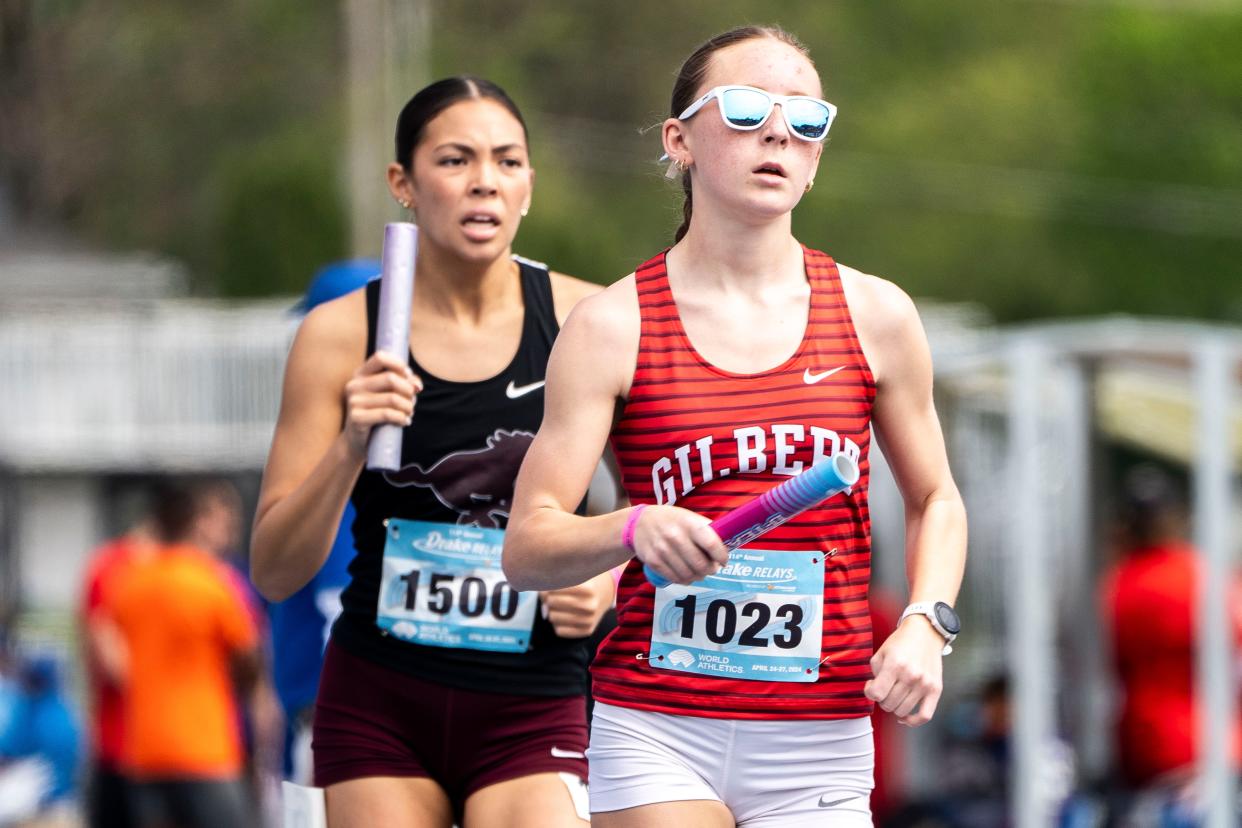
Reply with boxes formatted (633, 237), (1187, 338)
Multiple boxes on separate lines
(930, 321), (1242, 828)
(0, 300), (298, 471)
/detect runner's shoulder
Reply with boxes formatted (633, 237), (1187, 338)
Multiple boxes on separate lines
(558, 273), (639, 352)
(836, 263), (920, 343)
(294, 287), (369, 363)
(549, 270), (604, 325)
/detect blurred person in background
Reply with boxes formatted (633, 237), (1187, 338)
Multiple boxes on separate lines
(0, 654), (82, 827)
(191, 481), (285, 820)
(1099, 463), (1242, 823)
(267, 260), (378, 786)
(885, 674), (1013, 828)
(80, 501), (157, 828)
(96, 478), (263, 827)
(250, 76), (614, 828)
(884, 674), (1083, 828)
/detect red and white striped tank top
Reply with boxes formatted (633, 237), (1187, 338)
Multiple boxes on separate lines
(592, 246), (877, 720)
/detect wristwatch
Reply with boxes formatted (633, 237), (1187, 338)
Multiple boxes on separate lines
(900, 601), (961, 656)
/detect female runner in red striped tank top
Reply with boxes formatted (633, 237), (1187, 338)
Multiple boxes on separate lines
(504, 26), (967, 827)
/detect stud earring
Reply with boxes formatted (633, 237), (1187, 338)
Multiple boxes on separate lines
(520, 206), (529, 217)
(804, 179), (814, 193)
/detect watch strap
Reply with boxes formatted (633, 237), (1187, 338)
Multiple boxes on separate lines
(900, 602), (955, 656)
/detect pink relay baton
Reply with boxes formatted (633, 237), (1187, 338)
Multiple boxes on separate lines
(366, 222), (418, 472)
(644, 452), (861, 587)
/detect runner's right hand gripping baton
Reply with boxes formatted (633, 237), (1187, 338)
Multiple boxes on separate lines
(366, 222), (418, 472)
(643, 452), (861, 588)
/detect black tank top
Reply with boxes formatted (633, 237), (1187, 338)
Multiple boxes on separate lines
(332, 258), (590, 696)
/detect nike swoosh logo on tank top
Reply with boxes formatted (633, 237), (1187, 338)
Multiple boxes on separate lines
(803, 366), (845, 384)
(506, 380), (546, 399)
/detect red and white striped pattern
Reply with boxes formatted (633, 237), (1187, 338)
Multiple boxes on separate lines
(593, 247), (878, 720)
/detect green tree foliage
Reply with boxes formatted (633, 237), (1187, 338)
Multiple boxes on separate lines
(211, 130), (347, 297)
(5, 0), (1240, 320)
(5, 0), (346, 294)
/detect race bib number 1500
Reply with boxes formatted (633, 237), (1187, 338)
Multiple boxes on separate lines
(376, 519), (537, 653)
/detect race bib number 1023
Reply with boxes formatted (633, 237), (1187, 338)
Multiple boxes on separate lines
(649, 549), (825, 682)
(376, 519), (537, 653)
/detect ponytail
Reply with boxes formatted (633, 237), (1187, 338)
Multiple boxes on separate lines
(674, 173), (693, 242)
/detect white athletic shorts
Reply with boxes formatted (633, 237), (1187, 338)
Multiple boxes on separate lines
(587, 701), (874, 826)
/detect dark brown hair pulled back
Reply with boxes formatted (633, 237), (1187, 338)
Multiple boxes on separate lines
(395, 75), (528, 170)
(669, 26), (812, 242)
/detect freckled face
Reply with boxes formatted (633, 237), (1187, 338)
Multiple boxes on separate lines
(675, 38), (824, 221)
(404, 99), (532, 263)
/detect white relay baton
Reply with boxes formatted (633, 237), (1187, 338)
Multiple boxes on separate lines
(366, 222), (418, 471)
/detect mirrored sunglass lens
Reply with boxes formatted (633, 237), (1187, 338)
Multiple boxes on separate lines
(786, 100), (830, 139)
(720, 89), (771, 128)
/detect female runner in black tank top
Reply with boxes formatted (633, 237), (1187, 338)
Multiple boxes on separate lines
(250, 77), (614, 828)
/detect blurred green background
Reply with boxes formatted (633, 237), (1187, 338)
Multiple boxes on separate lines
(2, 0), (1240, 321)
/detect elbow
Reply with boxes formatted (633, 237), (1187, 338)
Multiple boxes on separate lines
(501, 556), (537, 593)
(248, 509), (292, 602)
(913, 483), (965, 520)
(501, 535), (541, 592)
(251, 573), (292, 604)
(249, 518), (305, 602)
(505, 572), (538, 592)
(249, 553), (294, 604)
(257, 582), (294, 604)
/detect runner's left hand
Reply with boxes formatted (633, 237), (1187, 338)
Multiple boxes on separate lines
(864, 615), (945, 727)
(540, 573), (616, 639)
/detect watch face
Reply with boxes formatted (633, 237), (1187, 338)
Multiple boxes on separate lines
(934, 602), (962, 636)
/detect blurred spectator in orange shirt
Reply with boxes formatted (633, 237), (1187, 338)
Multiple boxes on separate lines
(96, 479), (262, 828)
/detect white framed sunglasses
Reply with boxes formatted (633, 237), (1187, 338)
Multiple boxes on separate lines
(677, 85), (837, 141)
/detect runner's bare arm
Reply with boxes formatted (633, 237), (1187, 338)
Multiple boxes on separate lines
(503, 285), (637, 590)
(250, 294), (419, 601)
(844, 268), (968, 726)
(505, 279), (728, 591)
(539, 270), (620, 633)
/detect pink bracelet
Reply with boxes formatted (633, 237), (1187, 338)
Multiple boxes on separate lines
(621, 504), (648, 552)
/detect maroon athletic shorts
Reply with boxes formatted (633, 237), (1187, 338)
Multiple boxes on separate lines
(312, 639), (588, 809)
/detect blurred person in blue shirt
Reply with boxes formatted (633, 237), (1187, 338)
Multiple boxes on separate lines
(269, 260), (377, 782)
(0, 653), (82, 824)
